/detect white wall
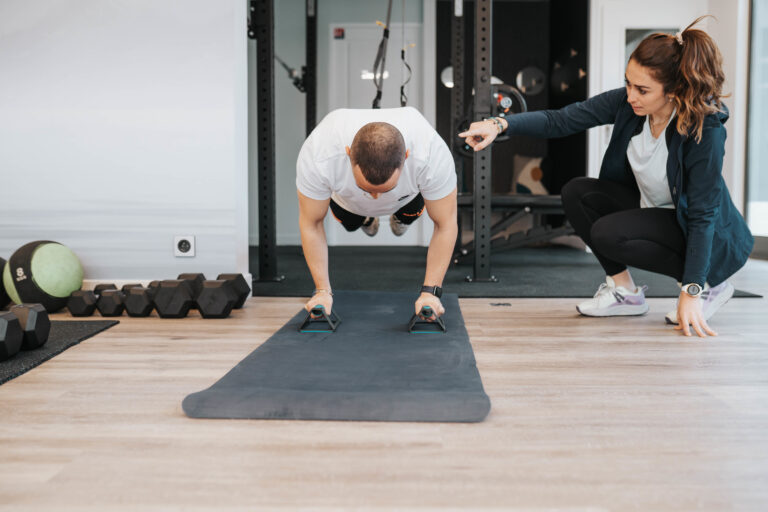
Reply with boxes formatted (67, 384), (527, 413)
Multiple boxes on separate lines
(0, 0), (250, 281)
(250, 0), (424, 246)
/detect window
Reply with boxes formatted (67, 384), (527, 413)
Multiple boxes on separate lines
(747, 1), (768, 236)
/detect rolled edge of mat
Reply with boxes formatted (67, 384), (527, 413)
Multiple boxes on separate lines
(181, 388), (491, 423)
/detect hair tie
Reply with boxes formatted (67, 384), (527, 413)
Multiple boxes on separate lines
(674, 31), (684, 45)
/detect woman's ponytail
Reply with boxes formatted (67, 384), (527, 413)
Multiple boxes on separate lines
(674, 16), (725, 142)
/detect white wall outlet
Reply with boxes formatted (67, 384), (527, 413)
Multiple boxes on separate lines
(174, 235), (196, 257)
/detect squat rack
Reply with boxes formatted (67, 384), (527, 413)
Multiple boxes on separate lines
(249, 0), (571, 284)
(451, 0), (573, 282)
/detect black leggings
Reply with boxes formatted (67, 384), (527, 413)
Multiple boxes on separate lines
(329, 194), (425, 232)
(561, 177), (686, 281)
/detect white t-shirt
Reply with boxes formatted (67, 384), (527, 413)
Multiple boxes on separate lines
(296, 107), (456, 217)
(626, 114), (675, 209)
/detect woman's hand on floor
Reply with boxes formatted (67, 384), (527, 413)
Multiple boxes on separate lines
(674, 292), (717, 337)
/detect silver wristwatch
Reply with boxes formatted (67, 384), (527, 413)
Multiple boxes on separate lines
(682, 283), (702, 298)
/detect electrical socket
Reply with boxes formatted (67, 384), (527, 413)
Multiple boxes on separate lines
(174, 235), (196, 257)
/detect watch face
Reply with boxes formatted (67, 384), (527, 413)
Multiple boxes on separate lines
(686, 284), (701, 296)
(434, 286), (442, 298)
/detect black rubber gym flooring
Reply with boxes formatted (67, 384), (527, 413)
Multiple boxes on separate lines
(251, 246), (761, 298)
(183, 291), (491, 422)
(0, 320), (118, 385)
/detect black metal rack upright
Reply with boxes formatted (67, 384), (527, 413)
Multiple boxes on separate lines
(450, 2), (465, 192)
(249, 0), (281, 282)
(450, 1), (465, 255)
(305, 0), (317, 136)
(470, 0), (495, 282)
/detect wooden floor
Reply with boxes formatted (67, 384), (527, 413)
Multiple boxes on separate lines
(1, 261), (767, 511)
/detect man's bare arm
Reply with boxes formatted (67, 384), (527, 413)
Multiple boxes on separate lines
(297, 191), (333, 312)
(416, 187), (458, 316)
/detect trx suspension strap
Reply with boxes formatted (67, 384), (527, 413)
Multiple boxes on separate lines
(399, 0), (412, 106)
(371, 0), (394, 108)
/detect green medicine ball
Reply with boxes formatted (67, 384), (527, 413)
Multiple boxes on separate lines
(2, 241), (84, 313)
(0, 257), (9, 309)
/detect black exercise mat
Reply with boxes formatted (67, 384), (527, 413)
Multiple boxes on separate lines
(0, 320), (118, 385)
(183, 291), (491, 422)
(251, 245), (761, 298)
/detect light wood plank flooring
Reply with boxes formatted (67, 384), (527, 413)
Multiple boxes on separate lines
(1, 260), (767, 511)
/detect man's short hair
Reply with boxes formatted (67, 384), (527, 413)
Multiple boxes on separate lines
(349, 122), (406, 185)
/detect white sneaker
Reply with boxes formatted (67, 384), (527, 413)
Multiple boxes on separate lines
(389, 214), (409, 236)
(576, 276), (649, 317)
(665, 281), (735, 325)
(360, 217), (379, 237)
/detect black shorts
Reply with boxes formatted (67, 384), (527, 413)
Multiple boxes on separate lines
(329, 194), (425, 232)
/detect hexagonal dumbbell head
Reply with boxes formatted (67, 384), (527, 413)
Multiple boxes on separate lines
(216, 274), (251, 309)
(97, 289), (125, 317)
(153, 280), (194, 319)
(67, 290), (97, 317)
(124, 287), (155, 317)
(10, 304), (51, 350)
(177, 273), (206, 310)
(196, 280), (238, 319)
(121, 284), (143, 293)
(177, 273), (206, 295)
(0, 311), (23, 361)
(94, 284), (118, 296)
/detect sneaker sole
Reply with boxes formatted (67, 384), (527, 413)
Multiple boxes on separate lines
(389, 217), (408, 236)
(577, 303), (649, 317)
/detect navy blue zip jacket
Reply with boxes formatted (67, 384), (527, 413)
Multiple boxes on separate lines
(504, 87), (753, 286)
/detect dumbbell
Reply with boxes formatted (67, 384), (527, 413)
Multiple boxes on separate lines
(68, 290), (98, 317)
(97, 284), (146, 317)
(0, 304), (51, 360)
(94, 284), (118, 295)
(67, 283), (133, 317)
(0, 311), (23, 361)
(153, 280), (196, 318)
(11, 304), (51, 350)
(177, 273), (205, 310)
(67, 284), (117, 317)
(216, 273), (251, 308)
(177, 273), (248, 317)
(196, 280), (239, 319)
(88, 284), (124, 317)
(124, 286), (157, 317)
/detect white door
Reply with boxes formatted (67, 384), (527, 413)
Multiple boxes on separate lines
(587, 0), (709, 177)
(326, 22), (431, 246)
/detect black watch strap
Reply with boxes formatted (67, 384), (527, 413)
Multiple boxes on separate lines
(421, 285), (442, 298)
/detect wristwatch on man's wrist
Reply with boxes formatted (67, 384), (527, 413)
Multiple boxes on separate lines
(682, 283), (702, 298)
(421, 285), (442, 298)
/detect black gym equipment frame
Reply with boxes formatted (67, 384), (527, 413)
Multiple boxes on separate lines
(248, 0), (317, 283)
(450, 1), (465, 256)
(248, 0), (281, 282)
(305, 0), (317, 135)
(470, 0), (495, 282)
(455, 0), (574, 282)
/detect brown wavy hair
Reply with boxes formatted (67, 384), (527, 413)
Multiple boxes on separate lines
(630, 16), (726, 142)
